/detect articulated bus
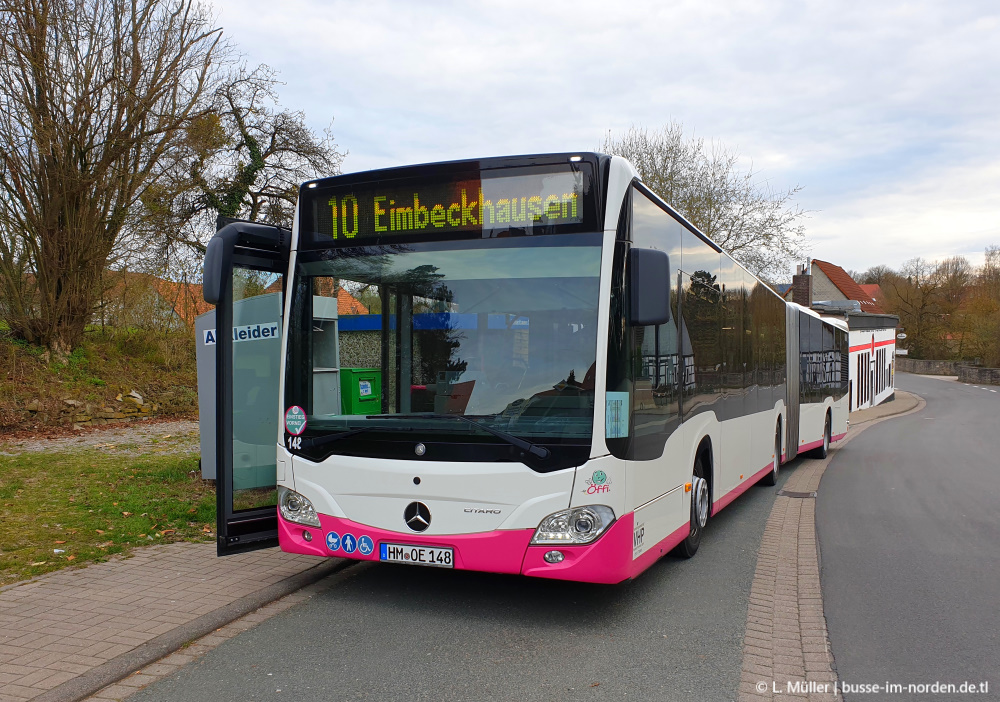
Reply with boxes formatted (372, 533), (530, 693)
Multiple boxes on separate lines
(202, 153), (848, 584)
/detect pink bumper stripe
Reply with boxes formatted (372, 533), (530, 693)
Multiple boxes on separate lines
(799, 438), (824, 453)
(278, 510), (691, 585)
(713, 462), (773, 514)
(831, 432), (846, 443)
(279, 513), (533, 574)
(629, 522), (690, 577)
(522, 513), (635, 584)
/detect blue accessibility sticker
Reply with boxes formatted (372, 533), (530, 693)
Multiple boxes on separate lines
(357, 535), (374, 556)
(341, 533), (357, 554)
(325, 532), (340, 552)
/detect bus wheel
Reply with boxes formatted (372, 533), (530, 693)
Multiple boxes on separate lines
(810, 413), (831, 459)
(675, 455), (709, 558)
(761, 427), (781, 486)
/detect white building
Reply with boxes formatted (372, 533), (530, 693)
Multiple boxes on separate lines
(786, 259), (899, 411)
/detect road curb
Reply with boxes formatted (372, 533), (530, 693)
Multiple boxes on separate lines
(738, 391), (926, 701)
(33, 558), (350, 702)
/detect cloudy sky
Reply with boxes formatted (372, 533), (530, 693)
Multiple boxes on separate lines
(213, 0), (999, 278)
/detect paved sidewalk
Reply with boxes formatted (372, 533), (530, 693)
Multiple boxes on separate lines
(0, 543), (339, 702)
(847, 390), (920, 426)
(738, 390), (926, 701)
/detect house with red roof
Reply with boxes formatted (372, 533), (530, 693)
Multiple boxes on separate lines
(783, 260), (898, 412)
(810, 260), (885, 313)
(858, 284), (887, 311)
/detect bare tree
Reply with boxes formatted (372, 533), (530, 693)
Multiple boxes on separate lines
(145, 63), (345, 259)
(935, 256), (974, 357)
(883, 258), (946, 359)
(0, 0), (224, 358)
(856, 264), (894, 286)
(965, 246), (1000, 366)
(602, 122), (807, 281)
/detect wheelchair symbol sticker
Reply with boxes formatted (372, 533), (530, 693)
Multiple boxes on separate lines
(358, 535), (374, 556)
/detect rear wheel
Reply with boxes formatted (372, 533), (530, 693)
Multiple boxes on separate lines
(674, 455), (709, 558)
(761, 427), (782, 486)
(810, 412), (831, 459)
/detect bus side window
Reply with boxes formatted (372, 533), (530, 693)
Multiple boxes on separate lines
(627, 187), (683, 461)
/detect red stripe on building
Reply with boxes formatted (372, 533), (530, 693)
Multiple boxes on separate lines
(849, 339), (896, 353)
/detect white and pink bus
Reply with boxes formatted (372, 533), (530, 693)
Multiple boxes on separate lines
(201, 153), (848, 584)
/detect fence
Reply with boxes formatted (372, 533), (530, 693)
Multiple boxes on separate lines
(896, 359), (966, 375)
(958, 366), (1000, 386)
(897, 358), (999, 386)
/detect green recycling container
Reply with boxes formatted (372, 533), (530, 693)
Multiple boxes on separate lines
(340, 368), (382, 415)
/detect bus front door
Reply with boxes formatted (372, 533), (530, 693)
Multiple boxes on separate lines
(203, 221), (290, 555)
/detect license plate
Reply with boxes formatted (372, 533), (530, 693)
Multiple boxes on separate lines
(379, 542), (454, 568)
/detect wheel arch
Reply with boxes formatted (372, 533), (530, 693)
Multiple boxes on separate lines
(776, 414), (784, 464)
(695, 435), (715, 516)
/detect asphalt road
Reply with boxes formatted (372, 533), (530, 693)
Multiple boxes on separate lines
(818, 373), (1000, 700)
(129, 461), (799, 701)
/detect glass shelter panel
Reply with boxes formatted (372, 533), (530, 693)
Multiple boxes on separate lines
(230, 271), (282, 512)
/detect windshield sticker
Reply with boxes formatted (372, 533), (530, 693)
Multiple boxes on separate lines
(606, 392), (629, 438)
(284, 406), (307, 436)
(358, 380), (373, 397)
(582, 470), (612, 495)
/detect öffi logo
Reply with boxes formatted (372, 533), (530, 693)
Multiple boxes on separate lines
(582, 470), (611, 495)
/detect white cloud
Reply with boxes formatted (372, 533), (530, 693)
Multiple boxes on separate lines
(211, 0), (1000, 274)
(807, 158), (1000, 271)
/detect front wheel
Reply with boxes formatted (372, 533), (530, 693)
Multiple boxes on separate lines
(674, 456), (709, 558)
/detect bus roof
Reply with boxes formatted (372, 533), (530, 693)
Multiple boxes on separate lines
(302, 152), (609, 191)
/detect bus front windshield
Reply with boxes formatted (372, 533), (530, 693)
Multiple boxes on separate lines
(284, 234), (602, 463)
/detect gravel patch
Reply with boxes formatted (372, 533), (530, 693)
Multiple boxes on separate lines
(0, 419), (200, 455)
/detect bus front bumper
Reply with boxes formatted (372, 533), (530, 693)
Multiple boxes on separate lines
(277, 511), (655, 584)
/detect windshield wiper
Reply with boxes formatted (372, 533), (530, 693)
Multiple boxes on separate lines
(302, 425), (412, 450)
(393, 413), (550, 460)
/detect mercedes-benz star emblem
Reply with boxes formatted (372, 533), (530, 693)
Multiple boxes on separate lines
(404, 501), (431, 532)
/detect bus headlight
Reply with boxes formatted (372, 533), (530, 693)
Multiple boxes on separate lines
(278, 487), (321, 527)
(531, 505), (615, 545)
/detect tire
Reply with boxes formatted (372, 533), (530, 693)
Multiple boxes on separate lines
(674, 454), (709, 558)
(810, 412), (831, 459)
(760, 428), (782, 486)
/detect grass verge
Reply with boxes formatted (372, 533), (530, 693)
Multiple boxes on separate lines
(0, 448), (214, 586)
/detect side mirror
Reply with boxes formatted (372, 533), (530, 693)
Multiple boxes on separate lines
(202, 234), (233, 305)
(629, 248), (671, 326)
(203, 221), (284, 305)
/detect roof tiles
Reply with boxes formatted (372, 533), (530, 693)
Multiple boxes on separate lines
(813, 260), (884, 313)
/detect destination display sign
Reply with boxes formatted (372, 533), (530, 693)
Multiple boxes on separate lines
(301, 164), (594, 243)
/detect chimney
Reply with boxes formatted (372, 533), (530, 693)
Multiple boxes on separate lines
(791, 262), (812, 307)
